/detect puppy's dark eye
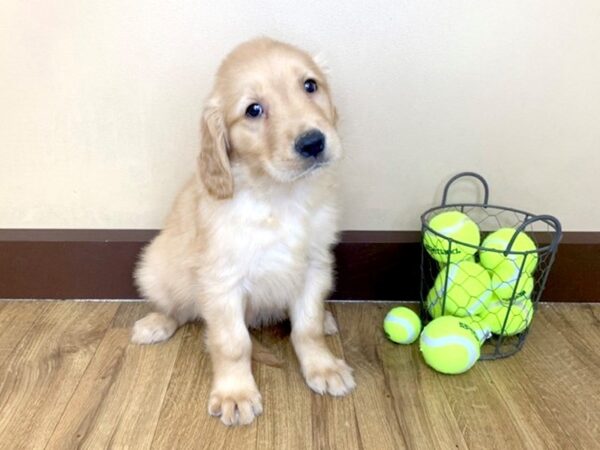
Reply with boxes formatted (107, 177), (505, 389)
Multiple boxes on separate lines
(245, 103), (264, 118)
(304, 79), (318, 93)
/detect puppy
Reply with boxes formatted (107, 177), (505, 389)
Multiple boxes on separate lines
(132, 37), (355, 426)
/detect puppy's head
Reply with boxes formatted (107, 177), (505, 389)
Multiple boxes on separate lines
(198, 38), (341, 199)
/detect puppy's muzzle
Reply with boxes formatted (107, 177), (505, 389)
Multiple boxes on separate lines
(295, 129), (325, 159)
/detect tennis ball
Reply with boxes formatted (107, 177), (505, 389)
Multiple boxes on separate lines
(423, 211), (480, 264)
(419, 316), (481, 374)
(438, 255), (475, 269)
(427, 283), (492, 319)
(480, 228), (538, 275)
(477, 297), (534, 336)
(428, 261), (492, 317)
(462, 317), (492, 344)
(383, 307), (422, 344)
(490, 261), (534, 300)
(426, 286), (444, 318)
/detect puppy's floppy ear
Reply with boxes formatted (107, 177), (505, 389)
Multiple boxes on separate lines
(197, 100), (233, 199)
(332, 106), (339, 127)
(312, 53), (338, 126)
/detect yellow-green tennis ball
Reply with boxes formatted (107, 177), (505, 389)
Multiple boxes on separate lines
(430, 261), (492, 317)
(427, 282), (493, 319)
(490, 261), (534, 300)
(480, 228), (538, 275)
(462, 317), (492, 344)
(477, 297), (534, 336)
(470, 293), (503, 334)
(383, 307), (422, 344)
(423, 211), (480, 264)
(426, 286), (444, 318)
(438, 255), (475, 270)
(419, 316), (481, 374)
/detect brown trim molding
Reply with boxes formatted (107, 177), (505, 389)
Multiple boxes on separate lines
(0, 230), (598, 302)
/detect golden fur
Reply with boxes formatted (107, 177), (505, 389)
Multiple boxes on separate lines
(132, 37), (354, 427)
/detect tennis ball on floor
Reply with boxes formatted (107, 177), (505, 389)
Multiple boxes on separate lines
(477, 297), (534, 336)
(428, 261), (492, 317)
(383, 307), (422, 344)
(419, 316), (481, 374)
(480, 228), (538, 275)
(490, 261), (534, 300)
(423, 211), (480, 264)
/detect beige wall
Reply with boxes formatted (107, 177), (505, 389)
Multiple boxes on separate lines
(1, 1), (599, 231)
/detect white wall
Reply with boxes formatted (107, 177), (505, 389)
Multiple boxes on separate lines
(1, 0), (599, 230)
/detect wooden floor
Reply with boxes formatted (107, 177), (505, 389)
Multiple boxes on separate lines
(0, 301), (598, 449)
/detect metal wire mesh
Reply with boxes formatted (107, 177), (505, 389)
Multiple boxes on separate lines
(419, 172), (562, 360)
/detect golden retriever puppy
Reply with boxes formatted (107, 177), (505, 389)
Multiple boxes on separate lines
(131, 37), (354, 426)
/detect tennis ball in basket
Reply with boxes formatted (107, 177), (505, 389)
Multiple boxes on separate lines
(477, 297), (534, 336)
(462, 317), (493, 344)
(426, 283), (492, 319)
(423, 211), (480, 264)
(438, 255), (475, 269)
(419, 316), (481, 374)
(480, 228), (538, 274)
(383, 307), (422, 344)
(490, 261), (534, 300)
(428, 261), (492, 317)
(426, 286), (444, 318)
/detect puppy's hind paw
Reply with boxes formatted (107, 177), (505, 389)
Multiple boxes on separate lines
(324, 310), (339, 336)
(131, 312), (178, 344)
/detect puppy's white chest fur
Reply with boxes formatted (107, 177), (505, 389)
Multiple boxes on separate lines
(208, 178), (334, 326)
(221, 188), (310, 293)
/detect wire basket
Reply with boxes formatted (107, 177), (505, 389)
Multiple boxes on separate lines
(420, 172), (562, 360)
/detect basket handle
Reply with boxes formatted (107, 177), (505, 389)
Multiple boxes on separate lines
(441, 172), (490, 207)
(505, 214), (563, 254)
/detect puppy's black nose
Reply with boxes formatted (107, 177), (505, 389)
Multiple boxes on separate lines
(295, 130), (325, 158)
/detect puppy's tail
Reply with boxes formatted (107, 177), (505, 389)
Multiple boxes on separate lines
(250, 335), (284, 368)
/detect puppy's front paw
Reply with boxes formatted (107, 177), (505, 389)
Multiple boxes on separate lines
(304, 357), (356, 396)
(208, 386), (263, 426)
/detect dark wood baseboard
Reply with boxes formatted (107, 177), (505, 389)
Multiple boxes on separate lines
(0, 230), (598, 302)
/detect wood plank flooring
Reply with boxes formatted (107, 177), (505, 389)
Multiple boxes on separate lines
(0, 301), (598, 449)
